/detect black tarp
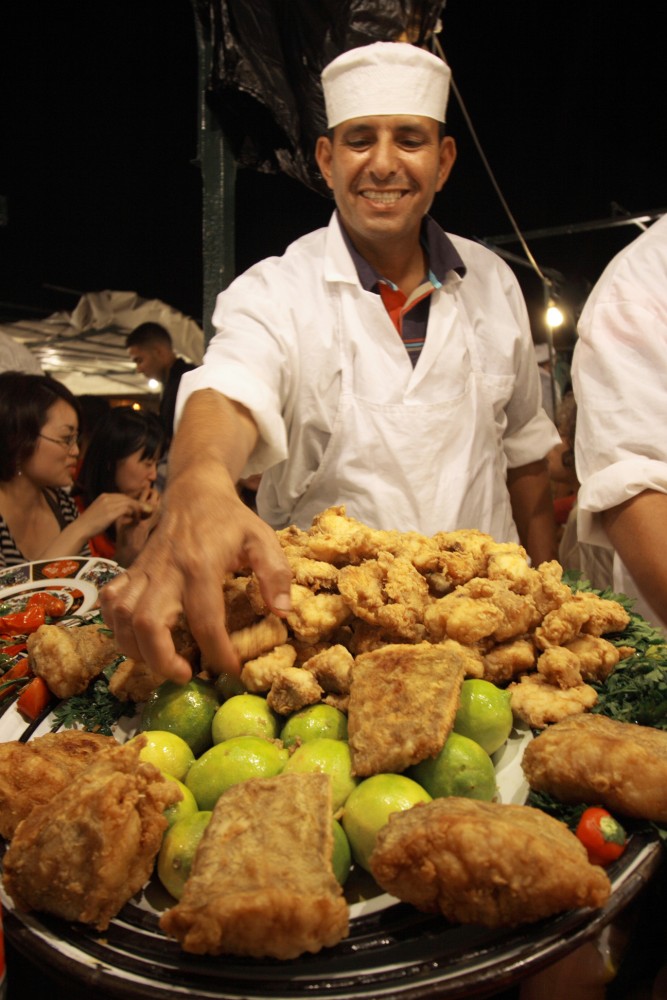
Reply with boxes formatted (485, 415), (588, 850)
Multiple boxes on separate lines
(192, 0), (447, 195)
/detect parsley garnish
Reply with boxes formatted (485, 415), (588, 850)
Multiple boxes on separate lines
(51, 661), (135, 736)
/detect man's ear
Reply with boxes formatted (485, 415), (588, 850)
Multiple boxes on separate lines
(436, 135), (457, 192)
(315, 135), (335, 191)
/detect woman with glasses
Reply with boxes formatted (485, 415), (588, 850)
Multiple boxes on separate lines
(0, 372), (151, 568)
(74, 407), (163, 565)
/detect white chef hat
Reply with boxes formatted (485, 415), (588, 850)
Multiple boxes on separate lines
(321, 41), (451, 129)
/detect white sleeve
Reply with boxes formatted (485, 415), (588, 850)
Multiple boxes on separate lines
(573, 263), (667, 546)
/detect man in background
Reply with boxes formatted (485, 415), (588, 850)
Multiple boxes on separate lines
(126, 322), (196, 447)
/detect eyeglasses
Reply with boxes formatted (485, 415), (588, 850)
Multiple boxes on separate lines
(39, 432), (80, 450)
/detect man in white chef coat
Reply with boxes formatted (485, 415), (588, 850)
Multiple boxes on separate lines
(102, 41), (559, 681)
(573, 213), (667, 632)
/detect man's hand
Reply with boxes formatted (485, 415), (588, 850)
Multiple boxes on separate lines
(99, 389), (293, 684)
(100, 466), (292, 683)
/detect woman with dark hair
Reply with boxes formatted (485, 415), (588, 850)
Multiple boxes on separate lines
(75, 407), (164, 564)
(0, 371), (150, 568)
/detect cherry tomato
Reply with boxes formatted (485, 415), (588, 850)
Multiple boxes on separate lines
(576, 806), (627, 866)
(27, 591), (67, 617)
(0, 605), (46, 635)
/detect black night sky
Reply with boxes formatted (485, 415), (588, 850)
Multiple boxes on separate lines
(1, 0), (664, 343)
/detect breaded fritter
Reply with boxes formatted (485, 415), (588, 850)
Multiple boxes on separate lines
(347, 641), (467, 776)
(2, 738), (179, 930)
(27, 622), (118, 699)
(286, 584), (352, 643)
(266, 666), (323, 715)
(370, 797), (610, 928)
(0, 729), (118, 839)
(302, 644), (353, 694)
(338, 553), (429, 642)
(240, 643), (298, 692)
(160, 772), (349, 958)
(508, 673), (597, 728)
(483, 638), (536, 684)
(108, 656), (162, 702)
(522, 713), (667, 822)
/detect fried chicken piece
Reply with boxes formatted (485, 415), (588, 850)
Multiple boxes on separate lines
(485, 542), (532, 588)
(108, 657), (162, 702)
(348, 619), (401, 655)
(379, 530), (442, 574)
(286, 584), (352, 643)
(0, 730), (118, 840)
(425, 592), (504, 645)
(572, 593), (631, 637)
(555, 636), (621, 685)
(523, 713), (667, 822)
(160, 772), (349, 958)
(424, 577), (538, 646)
(534, 600), (594, 650)
(285, 555), (340, 592)
(223, 575), (259, 632)
(304, 505), (384, 566)
(302, 644), (353, 694)
(347, 641), (467, 776)
(240, 643), (298, 692)
(483, 638), (536, 684)
(27, 622), (118, 699)
(2, 738), (179, 930)
(266, 666), (324, 715)
(432, 529), (494, 584)
(527, 561), (573, 617)
(369, 798), (610, 928)
(536, 646), (583, 689)
(229, 614), (288, 666)
(337, 553), (429, 642)
(535, 594), (630, 650)
(508, 673), (597, 728)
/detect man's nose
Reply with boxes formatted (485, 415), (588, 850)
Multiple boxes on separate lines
(369, 137), (398, 179)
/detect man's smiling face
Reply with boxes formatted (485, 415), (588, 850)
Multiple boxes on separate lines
(315, 115), (456, 255)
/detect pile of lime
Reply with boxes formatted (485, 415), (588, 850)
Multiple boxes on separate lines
(139, 671), (514, 899)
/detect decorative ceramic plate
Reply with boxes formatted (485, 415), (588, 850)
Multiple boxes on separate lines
(0, 557), (122, 678)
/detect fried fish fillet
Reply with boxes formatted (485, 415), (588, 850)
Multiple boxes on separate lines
(522, 713), (667, 822)
(2, 738), (179, 930)
(27, 622), (118, 699)
(370, 797), (610, 928)
(347, 641), (468, 777)
(0, 729), (118, 839)
(160, 772), (349, 959)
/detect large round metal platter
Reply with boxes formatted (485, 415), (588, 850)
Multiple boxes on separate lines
(0, 697), (660, 999)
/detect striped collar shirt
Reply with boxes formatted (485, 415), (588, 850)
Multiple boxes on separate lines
(339, 213), (467, 366)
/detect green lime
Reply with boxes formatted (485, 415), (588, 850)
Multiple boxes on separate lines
(132, 730), (195, 781)
(332, 818), (352, 886)
(282, 738), (358, 812)
(453, 678), (513, 755)
(280, 704), (348, 748)
(141, 678), (220, 758)
(342, 774), (431, 873)
(185, 736), (289, 811)
(162, 777), (198, 830)
(408, 732), (496, 801)
(157, 810), (212, 900)
(212, 694), (279, 743)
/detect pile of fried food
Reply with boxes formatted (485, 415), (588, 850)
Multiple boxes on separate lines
(1, 506), (665, 960)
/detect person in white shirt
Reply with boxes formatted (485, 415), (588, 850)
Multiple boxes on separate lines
(102, 41), (558, 682)
(573, 213), (667, 631)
